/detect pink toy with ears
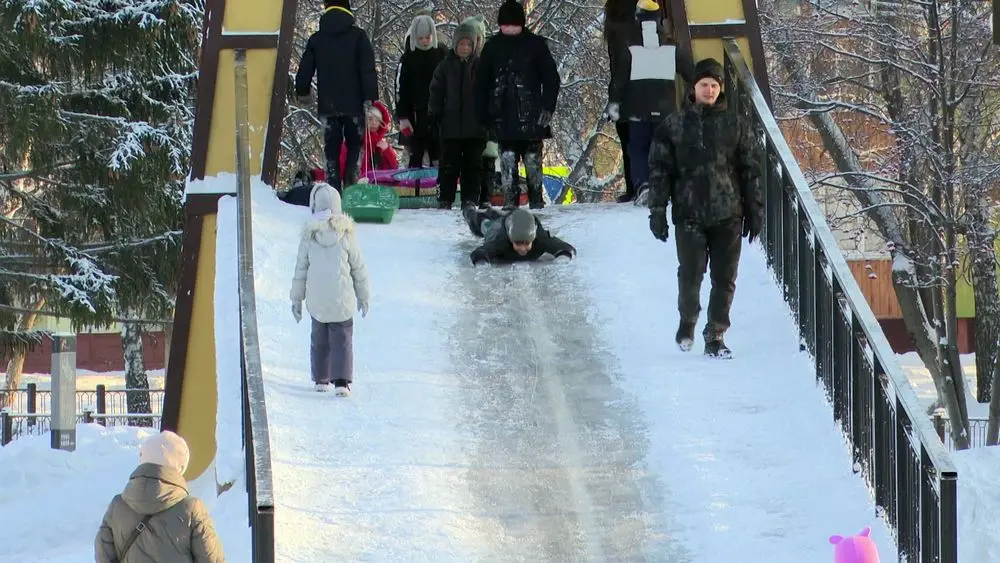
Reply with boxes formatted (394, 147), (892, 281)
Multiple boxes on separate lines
(830, 527), (880, 563)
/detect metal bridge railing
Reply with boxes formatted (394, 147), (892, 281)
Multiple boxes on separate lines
(722, 39), (958, 562)
(234, 48), (275, 563)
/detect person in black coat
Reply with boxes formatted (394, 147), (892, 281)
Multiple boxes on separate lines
(609, 0), (693, 206)
(427, 21), (487, 209)
(604, 0), (638, 202)
(395, 14), (449, 168)
(295, 0), (378, 190)
(474, 0), (561, 210)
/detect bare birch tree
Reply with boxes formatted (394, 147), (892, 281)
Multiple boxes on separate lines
(762, 0), (1000, 448)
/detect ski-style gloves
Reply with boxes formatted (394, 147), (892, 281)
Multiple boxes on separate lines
(649, 207), (669, 242)
(398, 118), (413, 137)
(537, 110), (553, 129)
(604, 102), (620, 123)
(358, 300), (369, 318)
(471, 248), (489, 266)
(743, 206), (762, 244)
(291, 301), (303, 323)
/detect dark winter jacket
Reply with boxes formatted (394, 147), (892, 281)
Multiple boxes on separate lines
(471, 212), (575, 263)
(396, 44), (449, 138)
(474, 31), (561, 141)
(610, 14), (694, 122)
(604, 9), (634, 123)
(428, 52), (486, 141)
(648, 94), (763, 226)
(295, 7), (378, 117)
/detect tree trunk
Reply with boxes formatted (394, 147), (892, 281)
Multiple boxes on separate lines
(2, 298), (45, 411)
(121, 318), (153, 427)
(769, 40), (971, 449)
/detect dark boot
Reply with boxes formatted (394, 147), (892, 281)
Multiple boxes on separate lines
(675, 321), (695, 352)
(704, 338), (733, 359)
(633, 183), (651, 207)
(617, 192), (635, 203)
(438, 200), (453, 210)
(503, 189), (519, 210)
(325, 160), (342, 192)
(343, 162), (359, 188)
(463, 204), (485, 237)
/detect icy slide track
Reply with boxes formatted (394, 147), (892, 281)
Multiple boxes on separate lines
(246, 187), (895, 562)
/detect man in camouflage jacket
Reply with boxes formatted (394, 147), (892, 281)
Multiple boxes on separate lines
(647, 58), (763, 359)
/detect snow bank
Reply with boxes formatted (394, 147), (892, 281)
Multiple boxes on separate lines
(213, 194), (245, 486)
(0, 425), (250, 562)
(954, 446), (1000, 561)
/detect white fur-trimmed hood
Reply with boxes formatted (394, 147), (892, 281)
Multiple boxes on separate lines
(302, 213), (356, 247)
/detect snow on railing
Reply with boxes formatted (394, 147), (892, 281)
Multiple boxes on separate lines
(722, 39), (957, 563)
(233, 48), (275, 563)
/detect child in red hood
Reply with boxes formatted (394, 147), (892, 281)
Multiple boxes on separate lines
(338, 100), (399, 187)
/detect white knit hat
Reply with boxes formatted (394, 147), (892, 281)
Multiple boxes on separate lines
(139, 430), (191, 475)
(309, 182), (342, 214)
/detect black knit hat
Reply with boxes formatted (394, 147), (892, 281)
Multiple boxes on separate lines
(497, 0), (526, 27)
(693, 58), (724, 85)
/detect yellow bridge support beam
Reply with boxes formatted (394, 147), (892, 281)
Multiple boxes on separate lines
(161, 0), (297, 482)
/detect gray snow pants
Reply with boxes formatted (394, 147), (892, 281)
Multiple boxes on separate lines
(310, 317), (354, 384)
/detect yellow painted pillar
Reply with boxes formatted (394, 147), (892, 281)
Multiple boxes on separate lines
(162, 0), (293, 483)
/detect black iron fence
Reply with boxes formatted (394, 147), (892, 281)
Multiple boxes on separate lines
(934, 414), (991, 450)
(234, 48), (275, 563)
(1, 385), (164, 445)
(722, 40), (958, 562)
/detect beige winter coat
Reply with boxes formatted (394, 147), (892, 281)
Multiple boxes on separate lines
(290, 213), (371, 323)
(95, 463), (225, 563)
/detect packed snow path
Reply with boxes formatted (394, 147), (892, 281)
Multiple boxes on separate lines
(249, 190), (894, 562)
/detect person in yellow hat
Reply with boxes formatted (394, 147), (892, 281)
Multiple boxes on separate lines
(607, 0), (693, 205)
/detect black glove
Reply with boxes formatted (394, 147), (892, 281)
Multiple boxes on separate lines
(537, 110), (553, 128)
(742, 208), (762, 244)
(649, 208), (669, 242)
(554, 248), (574, 260)
(471, 249), (489, 266)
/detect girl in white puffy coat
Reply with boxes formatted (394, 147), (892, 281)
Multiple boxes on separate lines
(290, 183), (371, 395)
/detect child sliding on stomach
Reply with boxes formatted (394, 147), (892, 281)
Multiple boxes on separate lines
(290, 183), (371, 395)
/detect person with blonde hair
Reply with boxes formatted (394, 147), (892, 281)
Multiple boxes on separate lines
(95, 431), (224, 562)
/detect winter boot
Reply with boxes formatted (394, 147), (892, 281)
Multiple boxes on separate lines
(315, 382), (331, 392)
(633, 183), (651, 207)
(503, 188), (520, 210)
(343, 162), (360, 189)
(438, 200), (453, 210)
(704, 338), (733, 359)
(675, 321), (695, 352)
(463, 204), (485, 237)
(617, 191), (635, 203)
(325, 160), (343, 192)
(334, 379), (351, 397)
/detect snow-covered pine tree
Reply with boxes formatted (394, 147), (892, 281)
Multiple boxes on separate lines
(0, 0), (202, 417)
